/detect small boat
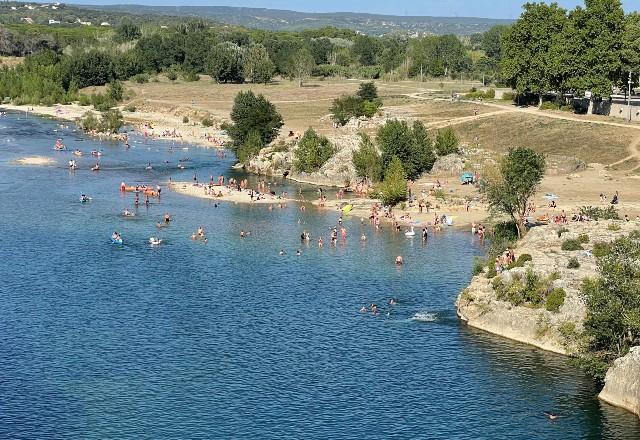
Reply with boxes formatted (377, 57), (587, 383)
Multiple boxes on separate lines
(73, 150), (83, 156)
(405, 226), (416, 237)
(342, 204), (354, 214)
(177, 164), (185, 170)
(90, 150), (102, 157)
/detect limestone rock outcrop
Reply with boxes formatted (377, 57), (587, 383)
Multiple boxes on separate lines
(599, 346), (640, 418)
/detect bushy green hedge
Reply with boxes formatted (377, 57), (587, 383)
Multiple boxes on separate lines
(545, 288), (566, 312)
(561, 239), (583, 251)
(567, 257), (580, 269)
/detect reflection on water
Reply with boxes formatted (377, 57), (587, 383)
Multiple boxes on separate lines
(0, 111), (639, 439)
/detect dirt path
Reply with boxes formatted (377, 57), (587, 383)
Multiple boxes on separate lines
(425, 109), (514, 129)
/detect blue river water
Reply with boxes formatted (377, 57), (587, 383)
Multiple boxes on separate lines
(1, 111), (639, 439)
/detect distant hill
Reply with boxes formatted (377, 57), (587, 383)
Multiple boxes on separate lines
(78, 4), (512, 36)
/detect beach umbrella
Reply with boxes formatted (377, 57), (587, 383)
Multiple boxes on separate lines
(543, 193), (558, 200)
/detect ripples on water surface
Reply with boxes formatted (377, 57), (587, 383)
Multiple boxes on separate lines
(0, 112), (639, 439)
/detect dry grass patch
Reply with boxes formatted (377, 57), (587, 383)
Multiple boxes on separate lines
(454, 112), (637, 164)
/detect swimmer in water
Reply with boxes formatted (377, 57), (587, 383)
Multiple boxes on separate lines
(279, 249), (286, 255)
(360, 233), (367, 241)
(296, 249), (301, 256)
(318, 237), (324, 248)
(389, 298), (397, 305)
(360, 306), (368, 313)
(395, 255), (404, 265)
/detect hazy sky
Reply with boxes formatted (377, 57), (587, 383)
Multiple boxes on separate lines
(59, 0), (640, 19)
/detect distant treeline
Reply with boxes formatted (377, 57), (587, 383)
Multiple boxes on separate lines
(0, 17), (501, 105)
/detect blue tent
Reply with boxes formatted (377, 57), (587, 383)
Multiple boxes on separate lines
(460, 172), (474, 184)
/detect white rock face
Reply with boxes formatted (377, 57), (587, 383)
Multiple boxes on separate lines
(600, 346), (640, 418)
(456, 221), (639, 355)
(245, 134), (361, 187)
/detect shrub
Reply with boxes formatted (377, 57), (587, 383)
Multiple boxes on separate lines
(485, 265), (497, 279)
(182, 71), (200, 82)
(545, 288), (566, 312)
(294, 128), (335, 173)
(106, 80), (124, 102)
(378, 156), (407, 206)
(578, 233), (640, 379)
(494, 269), (560, 308)
(567, 257), (580, 269)
(201, 118), (213, 127)
(561, 239), (583, 251)
(79, 111), (100, 132)
(166, 71), (178, 81)
(592, 242), (611, 257)
(579, 205), (620, 220)
(352, 133), (382, 182)
(578, 234), (590, 244)
(90, 93), (115, 111)
(99, 109), (124, 134)
(557, 227), (569, 238)
(434, 127), (459, 156)
(472, 257), (486, 276)
(607, 223), (621, 231)
(502, 92), (516, 101)
(507, 253), (532, 269)
(78, 94), (92, 106)
(131, 73), (149, 84)
(182, 116), (189, 124)
(124, 104), (136, 112)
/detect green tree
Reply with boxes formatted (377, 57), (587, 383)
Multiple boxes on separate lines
(480, 147), (546, 238)
(236, 130), (264, 164)
(501, 3), (567, 103)
(99, 109), (124, 134)
(106, 80), (124, 102)
(622, 12), (640, 73)
(379, 156), (407, 206)
(243, 44), (275, 84)
(579, 232), (640, 380)
(377, 119), (435, 180)
(222, 91), (284, 161)
(563, 0), (626, 98)
(207, 42), (244, 84)
(330, 95), (364, 125)
(351, 35), (380, 66)
(288, 48), (315, 87)
(62, 50), (114, 89)
(434, 127), (460, 156)
(294, 128), (335, 173)
(352, 133), (382, 182)
(356, 81), (378, 101)
(411, 121), (436, 174)
(482, 25), (509, 62)
(115, 18), (141, 42)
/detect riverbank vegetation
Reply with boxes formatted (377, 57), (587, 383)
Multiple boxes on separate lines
(577, 231), (640, 380)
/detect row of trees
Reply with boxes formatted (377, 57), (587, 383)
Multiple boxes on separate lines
(502, 0), (637, 103)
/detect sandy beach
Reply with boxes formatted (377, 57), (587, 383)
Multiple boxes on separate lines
(169, 181), (295, 204)
(13, 156), (56, 166)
